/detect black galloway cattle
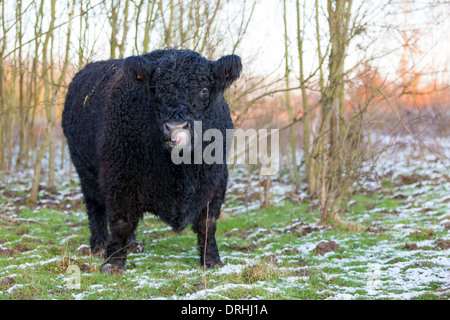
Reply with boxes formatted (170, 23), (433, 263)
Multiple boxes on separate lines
(62, 49), (242, 273)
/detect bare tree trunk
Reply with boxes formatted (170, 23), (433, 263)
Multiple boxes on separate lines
(199, 0), (221, 54)
(326, 0), (353, 153)
(0, 0), (5, 170)
(30, 131), (49, 203)
(317, 0), (365, 227)
(47, 0), (57, 189)
(119, 0), (130, 57)
(135, 0), (156, 54)
(109, 0), (120, 59)
(296, 0), (313, 193)
(159, 0), (175, 47)
(142, 1), (157, 53)
(30, 0), (56, 202)
(27, 0), (44, 170)
(283, 0), (300, 191)
(54, 0), (75, 175)
(307, 0), (326, 194)
(15, 0), (26, 169)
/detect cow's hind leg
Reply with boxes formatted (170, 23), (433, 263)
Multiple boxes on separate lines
(71, 155), (108, 255)
(84, 196), (107, 254)
(101, 194), (140, 274)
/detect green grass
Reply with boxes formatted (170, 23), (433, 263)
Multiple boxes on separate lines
(1, 163), (450, 300)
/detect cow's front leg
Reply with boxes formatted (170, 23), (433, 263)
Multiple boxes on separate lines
(192, 202), (224, 269)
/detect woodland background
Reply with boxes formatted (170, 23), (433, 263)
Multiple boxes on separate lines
(1, 0), (450, 300)
(0, 0), (449, 234)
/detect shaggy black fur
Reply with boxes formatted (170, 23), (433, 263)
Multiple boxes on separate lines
(62, 49), (242, 273)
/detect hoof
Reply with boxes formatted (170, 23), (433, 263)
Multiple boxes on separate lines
(101, 263), (125, 275)
(203, 260), (225, 269)
(127, 240), (144, 253)
(211, 261), (225, 269)
(90, 243), (106, 257)
(92, 247), (106, 258)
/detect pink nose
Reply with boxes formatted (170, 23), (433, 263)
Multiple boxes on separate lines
(174, 131), (189, 146)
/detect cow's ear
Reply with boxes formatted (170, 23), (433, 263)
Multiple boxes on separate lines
(213, 55), (242, 90)
(123, 56), (154, 84)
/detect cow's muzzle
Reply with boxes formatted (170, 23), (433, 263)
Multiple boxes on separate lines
(163, 120), (191, 148)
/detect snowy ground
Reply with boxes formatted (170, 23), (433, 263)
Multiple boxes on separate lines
(0, 135), (449, 300)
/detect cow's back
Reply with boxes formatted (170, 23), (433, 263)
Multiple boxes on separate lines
(62, 59), (122, 170)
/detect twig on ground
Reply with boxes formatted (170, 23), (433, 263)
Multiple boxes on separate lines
(0, 213), (46, 225)
(203, 202), (210, 295)
(0, 202), (46, 225)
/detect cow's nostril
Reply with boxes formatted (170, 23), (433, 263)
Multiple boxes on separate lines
(181, 121), (190, 130)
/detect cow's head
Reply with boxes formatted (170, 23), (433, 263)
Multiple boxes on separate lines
(123, 50), (242, 151)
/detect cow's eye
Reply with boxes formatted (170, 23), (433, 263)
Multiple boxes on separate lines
(199, 87), (209, 98)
